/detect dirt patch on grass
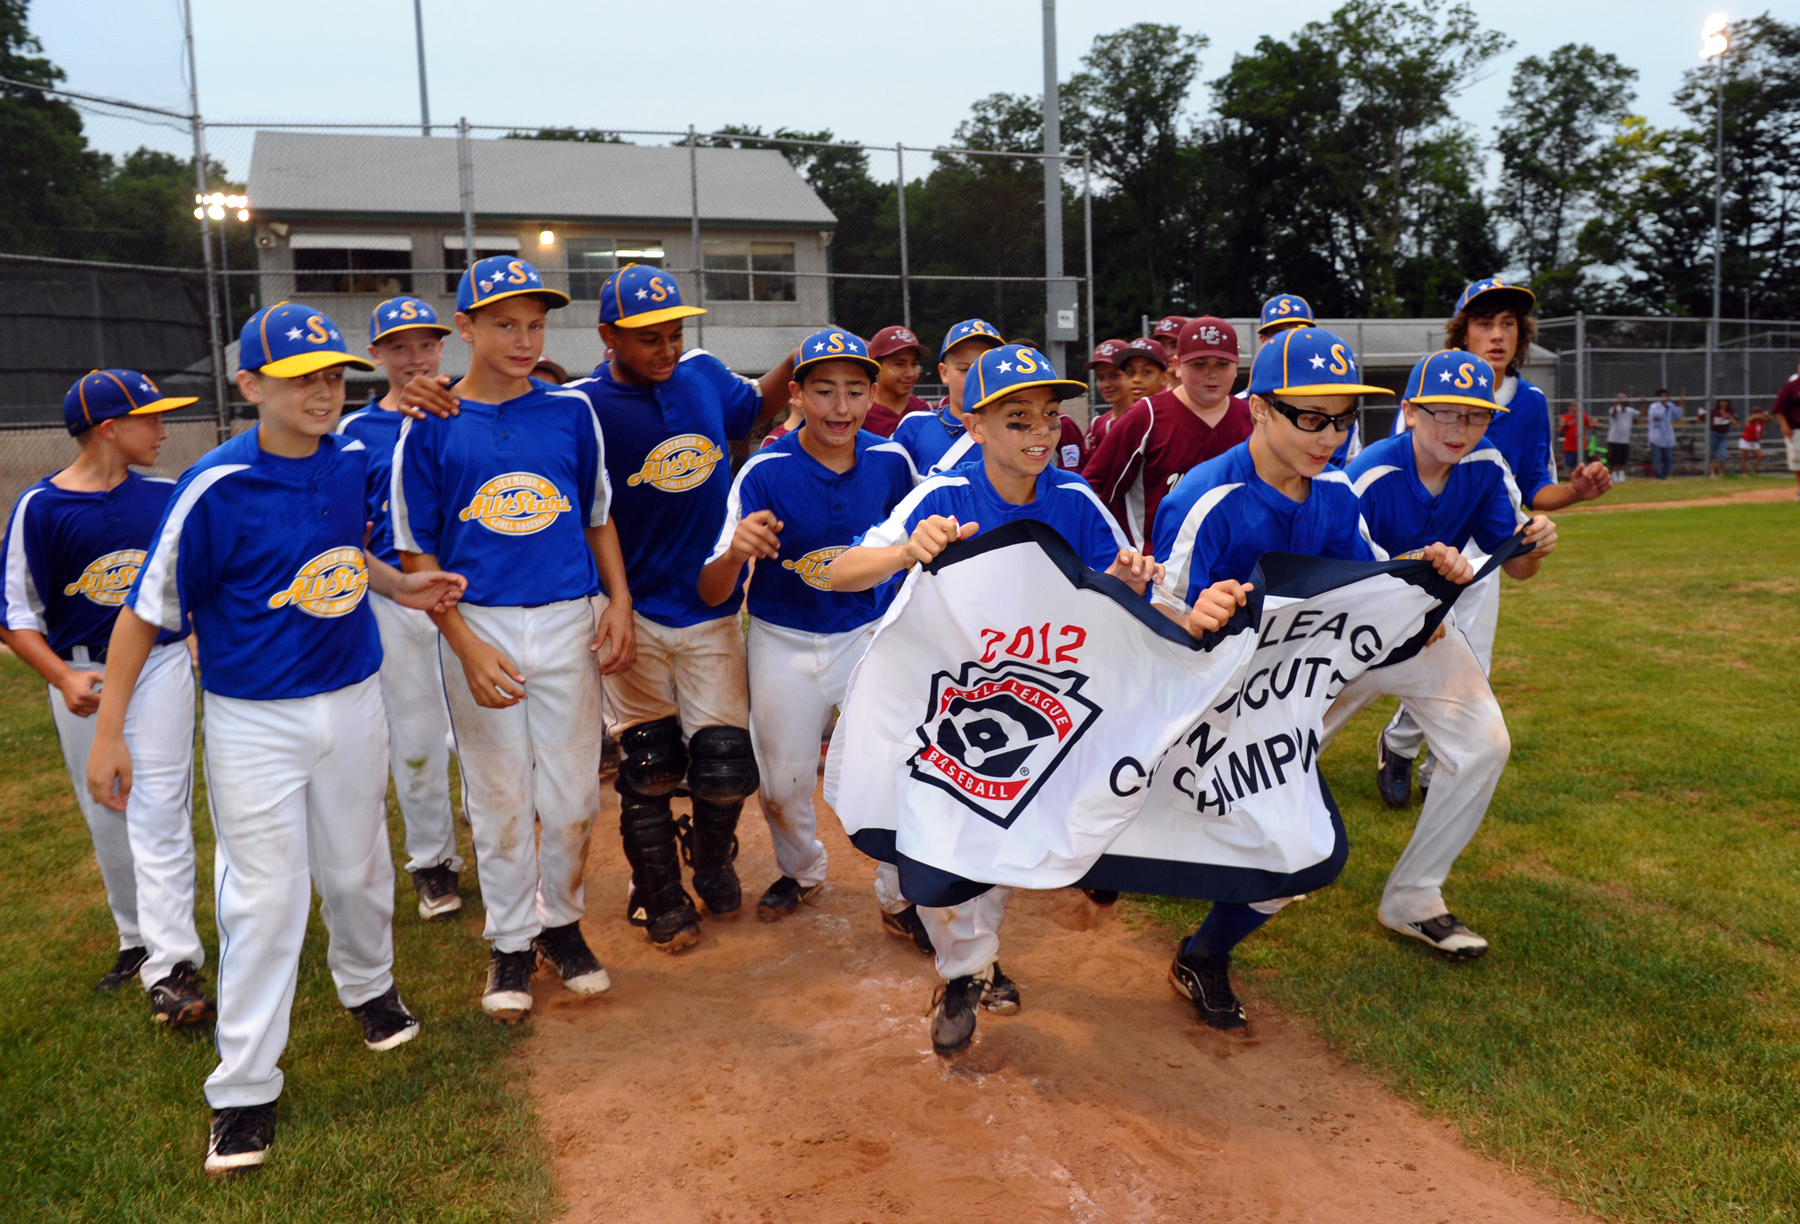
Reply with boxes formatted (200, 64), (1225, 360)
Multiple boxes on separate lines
(1565, 487), (1795, 513)
(527, 785), (1572, 1223)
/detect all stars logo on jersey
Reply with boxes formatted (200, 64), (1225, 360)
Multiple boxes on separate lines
(627, 434), (724, 492)
(909, 659), (1101, 828)
(267, 546), (368, 618)
(781, 546), (843, 591)
(458, 472), (572, 535)
(62, 549), (146, 607)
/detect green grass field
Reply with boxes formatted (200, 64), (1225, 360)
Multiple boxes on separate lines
(1581, 471), (1792, 506)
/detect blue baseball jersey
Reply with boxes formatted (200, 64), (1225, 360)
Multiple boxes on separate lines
(1152, 441), (1385, 613)
(1, 472), (187, 656)
(391, 379), (609, 609)
(570, 348), (761, 628)
(336, 401), (405, 566)
(859, 462), (1128, 572)
(708, 428), (918, 635)
(1395, 373), (1555, 506)
(1347, 432), (1528, 558)
(891, 405), (980, 477)
(127, 428), (384, 701)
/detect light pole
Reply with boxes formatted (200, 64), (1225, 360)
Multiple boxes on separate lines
(414, 0), (431, 136)
(1702, 14), (1729, 447)
(195, 192), (250, 331)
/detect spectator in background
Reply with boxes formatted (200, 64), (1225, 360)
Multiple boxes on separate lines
(1705, 398), (1738, 477)
(1739, 406), (1770, 475)
(532, 358), (568, 385)
(864, 325), (931, 438)
(1775, 358), (1800, 500)
(1560, 401), (1599, 475)
(1646, 388), (1683, 480)
(1606, 392), (1638, 481)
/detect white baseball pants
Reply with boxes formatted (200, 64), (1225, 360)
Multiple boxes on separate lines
(201, 674), (397, 1109)
(917, 887), (1014, 981)
(873, 863), (911, 917)
(440, 599), (604, 954)
(747, 617), (875, 889)
(1383, 549), (1500, 761)
(50, 642), (200, 984)
(1323, 622), (1510, 926)
(369, 592), (459, 873)
(601, 603), (749, 737)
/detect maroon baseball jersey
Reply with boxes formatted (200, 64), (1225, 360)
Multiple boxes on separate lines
(864, 394), (932, 439)
(1081, 390), (1253, 546)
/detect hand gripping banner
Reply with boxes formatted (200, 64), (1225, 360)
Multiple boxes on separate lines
(824, 519), (1519, 908)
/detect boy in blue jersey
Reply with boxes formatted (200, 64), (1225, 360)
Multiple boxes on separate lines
(0, 371), (207, 1020)
(833, 344), (1163, 1055)
(1328, 350), (1558, 958)
(392, 257), (632, 1022)
(890, 318), (1005, 476)
(1151, 327), (1473, 1033)
(87, 304), (468, 1177)
(1376, 278), (1609, 807)
(698, 328), (927, 940)
(338, 295), (462, 921)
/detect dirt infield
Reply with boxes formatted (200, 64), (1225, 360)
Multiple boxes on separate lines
(527, 786), (1569, 1223)
(1564, 485), (1795, 512)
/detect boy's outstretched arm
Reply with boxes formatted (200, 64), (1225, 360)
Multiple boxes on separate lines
(1103, 548), (1164, 596)
(698, 510), (781, 607)
(829, 515), (977, 593)
(1501, 515), (1556, 581)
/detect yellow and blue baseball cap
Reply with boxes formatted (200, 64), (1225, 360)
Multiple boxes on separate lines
(369, 295), (452, 344)
(239, 303), (376, 378)
(1247, 327), (1388, 399)
(962, 344), (1088, 414)
(794, 328), (880, 381)
(1454, 276), (1535, 318)
(458, 256), (570, 315)
(1258, 293), (1314, 335)
(62, 369), (197, 436)
(598, 263), (704, 329)
(1405, 350), (1506, 411)
(939, 318), (1005, 360)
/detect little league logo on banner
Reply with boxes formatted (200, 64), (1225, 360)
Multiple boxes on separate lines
(825, 520), (1514, 908)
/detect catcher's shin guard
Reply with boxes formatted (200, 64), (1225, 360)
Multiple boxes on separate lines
(680, 726), (758, 916)
(617, 716), (686, 797)
(617, 719), (699, 943)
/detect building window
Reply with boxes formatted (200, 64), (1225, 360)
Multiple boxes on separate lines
(566, 239), (663, 300)
(292, 248), (412, 295)
(443, 242), (526, 294)
(703, 240), (795, 303)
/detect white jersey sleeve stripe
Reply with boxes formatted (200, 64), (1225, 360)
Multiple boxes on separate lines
(390, 417), (420, 553)
(1350, 464), (1401, 498)
(868, 439), (922, 485)
(705, 450), (785, 565)
(547, 385), (612, 527)
(131, 463), (248, 632)
(335, 408), (369, 434)
(1151, 482), (1242, 615)
(1462, 448), (1530, 528)
(2, 487), (48, 633)
(1357, 513), (1390, 562)
(1061, 477), (1131, 553)
(861, 474), (969, 549)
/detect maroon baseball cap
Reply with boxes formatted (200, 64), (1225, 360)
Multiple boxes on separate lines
(1176, 316), (1240, 363)
(1152, 315), (1187, 343)
(1121, 337), (1171, 370)
(867, 324), (926, 359)
(1083, 338), (1131, 370)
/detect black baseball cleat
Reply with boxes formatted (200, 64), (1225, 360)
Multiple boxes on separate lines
(647, 900), (703, 953)
(482, 948), (539, 1023)
(930, 974), (985, 1055)
(534, 922), (611, 994)
(1169, 947), (1248, 1031)
(1382, 912), (1489, 959)
(349, 985), (421, 1050)
(1083, 889), (1120, 906)
(881, 905), (936, 955)
(690, 864), (742, 917)
(1375, 734), (1414, 809)
(410, 862), (462, 920)
(204, 1102), (276, 1178)
(149, 961), (215, 1028)
(756, 876), (820, 922)
(981, 962), (1020, 1015)
(95, 946), (147, 992)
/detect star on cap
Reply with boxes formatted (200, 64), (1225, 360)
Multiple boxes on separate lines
(1477, 371), (1490, 387)
(1309, 353), (1327, 369)
(387, 308), (401, 319)
(1439, 369), (1454, 382)
(996, 360), (1013, 373)
(635, 288), (648, 300)
(812, 341), (827, 352)
(286, 327), (303, 341)
(328, 328), (340, 340)
(138, 379), (154, 392)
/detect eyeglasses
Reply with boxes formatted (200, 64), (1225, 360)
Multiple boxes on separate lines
(1416, 406), (1497, 427)
(1269, 398), (1357, 435)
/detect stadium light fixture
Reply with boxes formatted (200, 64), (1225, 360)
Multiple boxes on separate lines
(1702, 13), (1729, 57)
(539, 229), (556, 246)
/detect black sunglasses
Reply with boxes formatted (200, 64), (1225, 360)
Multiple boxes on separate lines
(1269, 398), (1357, 435)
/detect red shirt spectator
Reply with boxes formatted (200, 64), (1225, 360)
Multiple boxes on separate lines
(863, 394), (931, 438)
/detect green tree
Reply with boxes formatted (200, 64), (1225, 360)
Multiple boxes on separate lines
(0, 0), (102, 258)
(504, 127), (628, 143)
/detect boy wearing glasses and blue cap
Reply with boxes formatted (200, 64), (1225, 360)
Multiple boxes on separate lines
(338, 296), (463, 922)
(0, 372), (206, 1018)
(833, 344), (1163, 1055)
(89, 304), (469, 1176)
(1325, 350), (1558, 958)
(1151, 327), (1476, 1032)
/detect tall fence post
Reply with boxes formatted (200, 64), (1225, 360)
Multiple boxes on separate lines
(688, 124), (704, 348)
(456, 117), (475, 292)
(182, 0), (230, 446)
(1574, 311), (1587, 479)
(1083, 152), (1095, 399)
(1040, 0), (1065, 376)
(895, 143), (911, 331)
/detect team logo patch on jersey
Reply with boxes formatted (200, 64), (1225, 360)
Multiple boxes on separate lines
(781, 546), (843, 591)
(62, 549), (145, 607)
(909, 660), (1101, 828)
(627, 434), (724, 492)
(267, 546), (368, 618)
(458, 472), (573, 535)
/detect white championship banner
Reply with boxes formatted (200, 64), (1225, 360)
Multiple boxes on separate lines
(824, 519), (1516, 907)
